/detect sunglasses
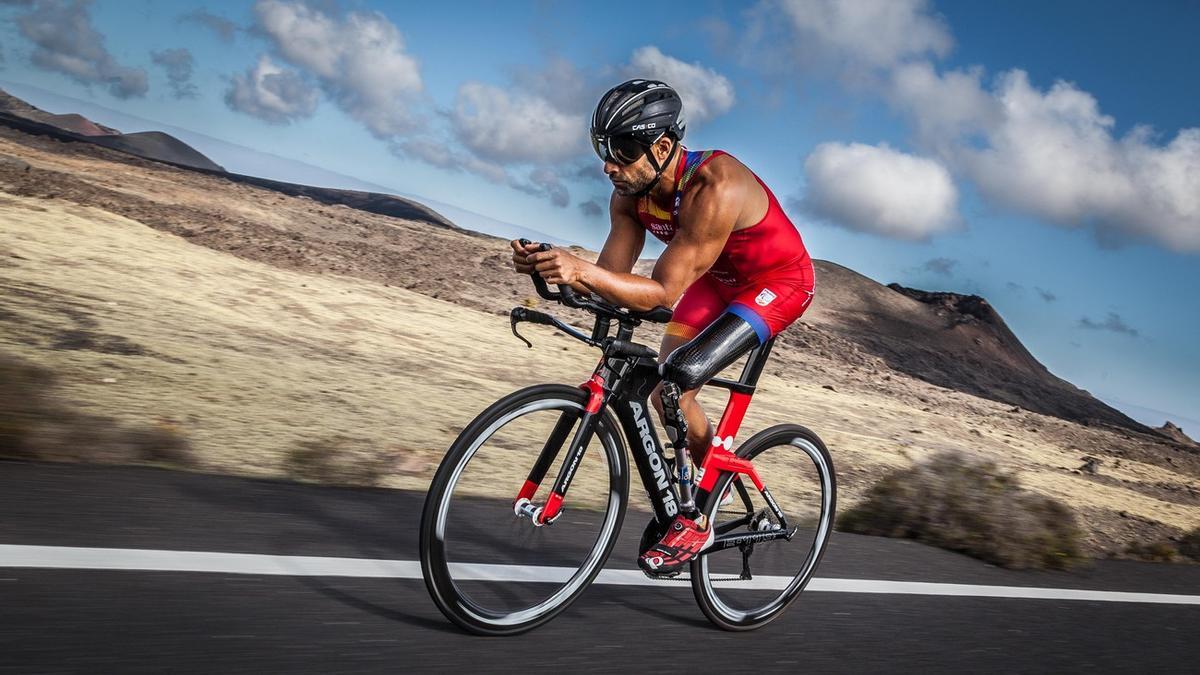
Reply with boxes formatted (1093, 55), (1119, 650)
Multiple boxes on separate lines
(591, 133), (652, 165)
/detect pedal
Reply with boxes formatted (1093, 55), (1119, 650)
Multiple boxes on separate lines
(641, 568), (686, 581)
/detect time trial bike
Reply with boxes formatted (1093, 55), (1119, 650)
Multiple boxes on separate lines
(419, 244), (836, 635)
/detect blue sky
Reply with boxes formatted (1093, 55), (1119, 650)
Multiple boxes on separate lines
(1, 0), (1197, 432)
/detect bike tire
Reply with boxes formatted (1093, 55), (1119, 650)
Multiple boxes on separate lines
(420, 384), (628, 636)
(690, 424), (836, 631)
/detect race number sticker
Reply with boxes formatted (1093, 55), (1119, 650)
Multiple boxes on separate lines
(755, 288), (777, 306)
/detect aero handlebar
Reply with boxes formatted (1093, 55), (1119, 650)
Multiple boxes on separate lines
(517, 238), (672, 324)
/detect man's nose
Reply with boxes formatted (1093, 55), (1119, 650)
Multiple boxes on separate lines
(603, 161), (620, 175)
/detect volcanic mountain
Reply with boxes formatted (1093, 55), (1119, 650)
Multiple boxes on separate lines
(811, 275), (1138, 429)
(0, 87), (452, 229)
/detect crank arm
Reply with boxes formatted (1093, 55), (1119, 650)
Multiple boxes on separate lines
(704, 525), (798, 554)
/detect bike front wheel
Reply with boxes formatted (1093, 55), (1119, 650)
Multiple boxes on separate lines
(419, 384), (628, 636)
(691, 424), (836, 631)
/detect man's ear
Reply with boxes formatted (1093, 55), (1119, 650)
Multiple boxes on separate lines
(652, 135), (675, 162)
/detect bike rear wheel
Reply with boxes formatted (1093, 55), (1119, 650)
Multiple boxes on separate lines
(690, 424), (836, 631)
(419, 384), (628, 635)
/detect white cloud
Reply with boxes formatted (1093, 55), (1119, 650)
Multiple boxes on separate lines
(445, 46), (735, 175)
(511, 56), (594, 115)
(180, 8), (237, 43)
(151, 48), (198, 100)
(890, 64), (1200, 252)
(801, 141), (960, 240)
(394, 138), (509, 184)
(528, 167), (569, 208)
(774, 0), (953, 70)
(224, 55), (317, 125)
(253, 0), (423, 138)
(578, 198), (604, 217)
(375, 43), (732, 207)
(450, 82), (584, 164)
(13, 0), (147, 98)
(889, 61), (999, 154)
(624, 46), (735, 125)
(754, 0), (1200, 254)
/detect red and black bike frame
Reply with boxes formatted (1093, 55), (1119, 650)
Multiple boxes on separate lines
(512, 328), (794, 552)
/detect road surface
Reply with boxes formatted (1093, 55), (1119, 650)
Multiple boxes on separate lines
(1, 461), (1197, 673)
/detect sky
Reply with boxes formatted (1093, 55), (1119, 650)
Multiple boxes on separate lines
(1, 0), (1197, 432)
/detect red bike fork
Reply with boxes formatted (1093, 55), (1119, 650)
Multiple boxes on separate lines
(513, 372), (607, 526)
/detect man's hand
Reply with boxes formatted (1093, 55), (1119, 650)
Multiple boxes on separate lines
(528, 247), (588, 286)
(510, 239), (541, 275)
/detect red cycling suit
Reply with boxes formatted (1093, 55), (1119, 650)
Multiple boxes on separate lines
(636, 149), (815, 343)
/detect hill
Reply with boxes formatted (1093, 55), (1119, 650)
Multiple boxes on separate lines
(87, 130), (224, 172)
(0, 87), (453, 229)
(822, 278), (1140, 429)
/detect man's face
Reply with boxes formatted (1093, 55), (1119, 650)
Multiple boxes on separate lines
(601, 136), (673, 196)
(603, 154), (656, 196)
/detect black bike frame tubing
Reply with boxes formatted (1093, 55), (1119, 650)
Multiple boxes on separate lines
(548, 408), (602, 497)
(523, 411), (580, 489)
(606, 354), (683, 526)
(611, 392), (681, 525)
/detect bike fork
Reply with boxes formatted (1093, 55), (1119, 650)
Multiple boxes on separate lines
(513, 374), (607, 526)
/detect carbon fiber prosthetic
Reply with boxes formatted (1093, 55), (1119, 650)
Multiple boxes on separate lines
(659, 312), (759, 442)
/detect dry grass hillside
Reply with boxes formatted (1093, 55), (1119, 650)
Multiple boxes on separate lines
(1, 123), (1197, 558)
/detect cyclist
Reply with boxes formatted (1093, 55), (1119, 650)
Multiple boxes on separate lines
(511, 79), (815, 576)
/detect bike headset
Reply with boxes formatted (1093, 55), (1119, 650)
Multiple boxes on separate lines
(590, 79), (687, 198)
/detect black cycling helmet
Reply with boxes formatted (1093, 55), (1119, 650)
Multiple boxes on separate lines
(591, 79), (686, 196)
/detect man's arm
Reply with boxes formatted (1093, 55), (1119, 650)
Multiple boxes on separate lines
(594, 193), (646, 276)
(530, 179), (739, 311)
(511, 193), (643, 292)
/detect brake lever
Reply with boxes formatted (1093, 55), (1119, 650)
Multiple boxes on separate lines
(508, 305), (537, 345)
(510, 308), (534, 349)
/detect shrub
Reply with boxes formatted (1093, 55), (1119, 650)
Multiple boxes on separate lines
(0, 355), (57, 458)
(1124, 540), (1178, 562)
(122, 420), (193, 465)
(838, 452), (1083, 569)
(0, 353), (195, 467)
(1177, 528), (1200, 561)
(283, 435), (396, 486)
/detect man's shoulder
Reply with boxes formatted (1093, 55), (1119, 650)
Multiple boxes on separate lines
(685, 151), (754, 198)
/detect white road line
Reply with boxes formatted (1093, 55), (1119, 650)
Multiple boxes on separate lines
(2, 544), (1198, 606)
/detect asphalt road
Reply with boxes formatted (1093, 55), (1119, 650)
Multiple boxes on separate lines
(2, 461), (1198, 673)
